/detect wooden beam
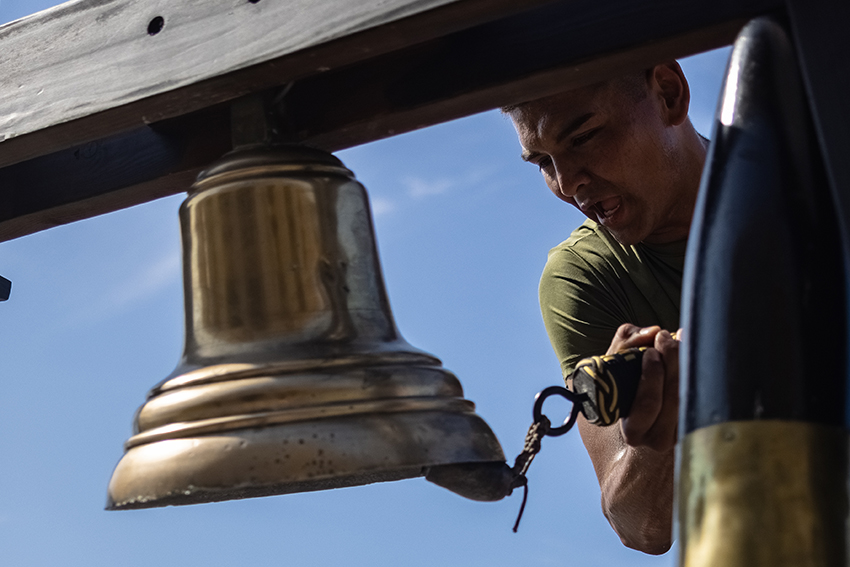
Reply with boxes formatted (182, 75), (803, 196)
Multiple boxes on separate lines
(285, 1), (772, 150)
(0, 0), (557, 169)
(0, 0), (783, 241)
(0, 108), (231, 240)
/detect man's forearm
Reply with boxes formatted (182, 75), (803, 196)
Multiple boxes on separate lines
(577, 414), (675, 554)
(598, 442), (675, 554)
(571, 326), (679, 554)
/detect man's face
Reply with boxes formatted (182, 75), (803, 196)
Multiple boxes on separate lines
(509, 79), (685, 245)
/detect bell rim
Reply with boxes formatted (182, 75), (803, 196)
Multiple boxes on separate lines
(107, 410), (506, 510)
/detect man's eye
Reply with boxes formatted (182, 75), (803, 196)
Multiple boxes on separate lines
(573, 128), (600, 147)
(537, 157), (553, 172)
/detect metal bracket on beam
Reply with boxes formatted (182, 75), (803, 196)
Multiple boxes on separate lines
(230, 86), (296, 150)
(0, 275), (10, 301)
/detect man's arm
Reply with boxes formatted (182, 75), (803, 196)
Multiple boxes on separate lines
(538, 234), (682, 553)
(573, 324), (679, 554)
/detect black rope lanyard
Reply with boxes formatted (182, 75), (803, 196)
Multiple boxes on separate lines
(510, 386), (588, 532)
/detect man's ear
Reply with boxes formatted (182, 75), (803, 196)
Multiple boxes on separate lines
(651, 62), (690, 126)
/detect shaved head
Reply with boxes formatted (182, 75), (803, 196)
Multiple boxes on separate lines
(501, 71), (649, 115)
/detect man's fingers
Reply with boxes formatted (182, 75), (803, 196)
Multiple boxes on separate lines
(656, 330), (680, 381)
(620, 333), (681, 451)
(620, 348), (664, 445)
(608, 324), (660, 354)
(614, 323), (641, 340)
(610, 325), (680, 450)
(643, 331), (680, 450)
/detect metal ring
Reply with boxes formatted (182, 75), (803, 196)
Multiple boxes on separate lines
(533, 386), (586, 437)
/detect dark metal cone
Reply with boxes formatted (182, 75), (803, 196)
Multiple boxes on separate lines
(681, 17), (846, 432)
(677, 17), (849, 567)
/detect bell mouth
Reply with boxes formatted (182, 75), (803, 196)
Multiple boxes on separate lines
(107, 404), (504, 510)
(108, 359), (505, 510)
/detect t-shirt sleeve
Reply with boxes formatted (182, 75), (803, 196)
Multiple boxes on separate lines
(539, 245), (632, 378)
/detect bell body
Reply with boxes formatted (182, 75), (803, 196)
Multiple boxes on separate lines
(107, 146), (504, 509)
(678, 18), (848, 566)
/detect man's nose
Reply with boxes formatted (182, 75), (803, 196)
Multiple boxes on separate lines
(553, 161), (589, 199)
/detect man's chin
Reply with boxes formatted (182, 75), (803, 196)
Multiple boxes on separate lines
(590, 205), (642, 245)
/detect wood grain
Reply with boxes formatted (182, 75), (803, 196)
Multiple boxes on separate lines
(0, 0), (459, 141)
(0, 0), (784, 240)
(0, 0), (557, 169)
(288, 0), (779, 150)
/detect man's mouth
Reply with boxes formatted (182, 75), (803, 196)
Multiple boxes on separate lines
(593, 196), (621, 220)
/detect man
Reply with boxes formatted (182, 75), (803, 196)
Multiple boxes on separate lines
(505, 62), (708, 554)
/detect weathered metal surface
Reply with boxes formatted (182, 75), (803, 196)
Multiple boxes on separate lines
(106, 145), (504, 509)
(678, 421), (849, 567)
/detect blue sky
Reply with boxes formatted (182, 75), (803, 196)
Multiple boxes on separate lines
(0, 2), (730, 565)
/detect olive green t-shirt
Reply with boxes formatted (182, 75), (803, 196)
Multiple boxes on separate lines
(539, 219), (686, 379)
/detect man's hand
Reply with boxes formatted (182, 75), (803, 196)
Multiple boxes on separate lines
(606, 324), (680, 452)
(576, 323), (681, 554)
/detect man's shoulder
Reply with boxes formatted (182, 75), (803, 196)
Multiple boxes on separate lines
(539, 220), (635, 376)
(546, 219), (629, 273)
(555, 218), (605, 250)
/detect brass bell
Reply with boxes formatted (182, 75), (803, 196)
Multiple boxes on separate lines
(106, 144), (505, 509)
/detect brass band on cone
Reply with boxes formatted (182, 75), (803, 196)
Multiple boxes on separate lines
(677, 421), (849, 567)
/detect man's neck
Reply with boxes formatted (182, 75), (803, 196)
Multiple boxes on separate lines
(643, 125), (708, 245)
